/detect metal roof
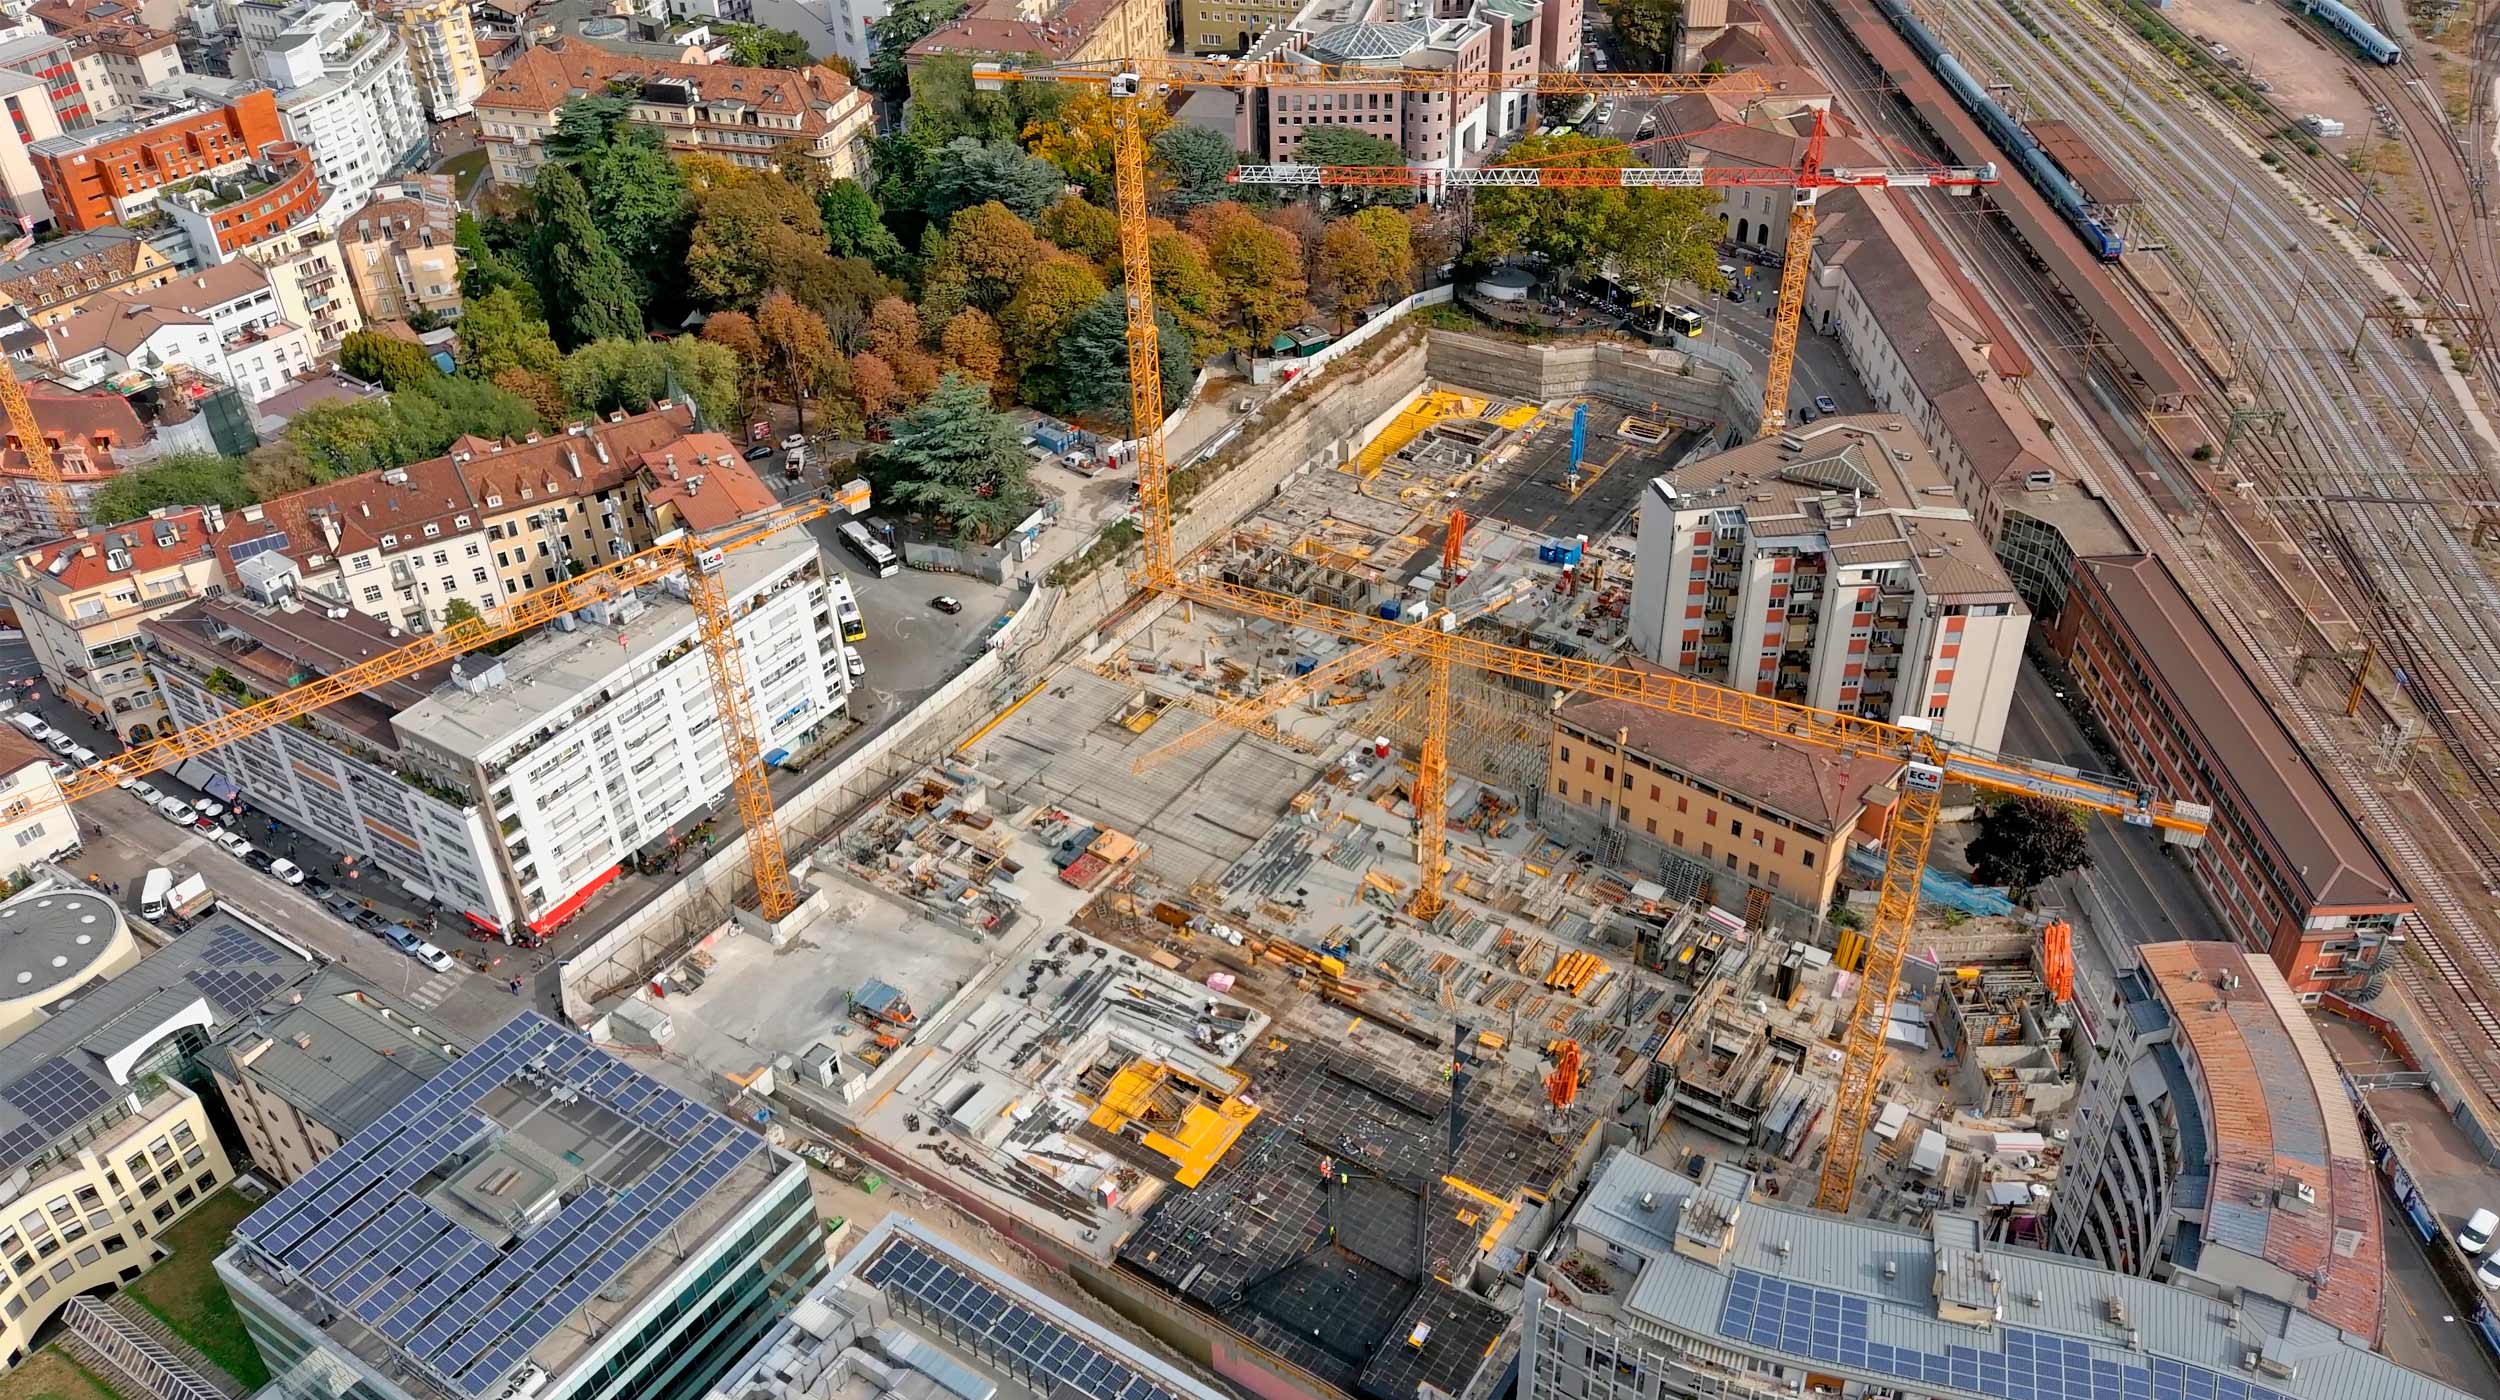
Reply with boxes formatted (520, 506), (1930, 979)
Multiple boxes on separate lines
(201, 966), (460, 1141)
(1566, 1149), (2473, 1400)
(1307, 18), (1427, 61)
(233, 1013), (768, 1399)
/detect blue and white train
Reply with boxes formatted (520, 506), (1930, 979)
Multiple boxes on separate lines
(1868, 0), (2126, 260)
(2292, 0), (2401, 64)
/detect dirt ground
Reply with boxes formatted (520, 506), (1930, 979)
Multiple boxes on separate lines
(2156, 0), (2374, 134)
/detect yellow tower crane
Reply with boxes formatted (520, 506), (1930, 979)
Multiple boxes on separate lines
(34, 495), (834, 922)
(1229, 108), (1998, 435)
(0, 359), (83, 534)
(983, 54), (2205, 1210)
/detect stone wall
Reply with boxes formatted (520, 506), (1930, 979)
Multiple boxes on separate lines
(1425, 332), (1751, 433)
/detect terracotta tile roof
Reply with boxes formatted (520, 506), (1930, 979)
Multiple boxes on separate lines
(476, 38), (860, 134)
(0, 227), (154, 310)
(451, 404), (698, 507)
(14, 506), (221, 592)
(0, 390), (140, 484)
(910, 0), (1128, 59)
(42, 260), (277, 359)
(1556, 659), (1901, 835)
(0, 724), (49, 776)
(633, 433), (775, 531)
(2137, 942), (2382, 1341)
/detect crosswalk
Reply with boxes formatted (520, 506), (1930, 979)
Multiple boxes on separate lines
(401, 970), (463, 1009)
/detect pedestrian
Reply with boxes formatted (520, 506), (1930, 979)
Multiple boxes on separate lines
(508, 978), (521, 995)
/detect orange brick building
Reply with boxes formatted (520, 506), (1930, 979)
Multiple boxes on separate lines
(30, 87), (283, 231)
(160, 139), (321, 256)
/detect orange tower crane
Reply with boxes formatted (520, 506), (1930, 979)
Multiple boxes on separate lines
(35, 496), (833, 920)
(985, 54), (2202, 1211)
(1228, 108), (1998, 436)
(0, 359), (82, 534)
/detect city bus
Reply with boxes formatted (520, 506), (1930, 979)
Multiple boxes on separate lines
(1667, 306), (1705, 337)
(837, 520), (899, 578)
(829, 578), (868, 642)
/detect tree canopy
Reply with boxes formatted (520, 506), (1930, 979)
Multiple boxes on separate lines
(716, 22), (813, 65)
(89, 454), (252, 521)
(819, 178), (906, 270)
(530, 162), (643, 347)
(1468, 132), (1722, 284)
(340, 330), (438, 391)
(1968, 796), (2094, 903)
(1152, 125), (1237, 210)
(925, 137), (1066, 222)
(1293, 125), (1411, 209)
(879, 373), (1039, 542)
(1187, 202), (1310, 349)
(1036, 294), (1197, 431)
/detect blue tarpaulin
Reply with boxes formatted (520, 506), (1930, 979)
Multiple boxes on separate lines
(1845, 846), (2016, 915)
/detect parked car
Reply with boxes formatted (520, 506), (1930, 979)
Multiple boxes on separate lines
(321, 893), (363, 923)
(305, 876), (333, 899)
(191, 815), (221, 834)
(843, 647), (866, 679)
(742, 443), (775, 462)
(931, 595), (963, 614)
(67, 745), (96, 767)
(354, 908), (393, 935)
(411, 940), (456, 973)
(214, 831), (253, 859)
(780, 432), (806, 451)
(45, 732), (77, 757)
(125, 780), (159, 804)
(2479, 1253), (2500, 1291)
(269, 858), (305, 886)
(1812, 395), (1839, 417)
(243, 849), (275, 873)
(45, 762), (69, 781)
(2462, 1208), (2498, 1254)
(1797, 406), (1818, 425)
(157, 796), (197, 825)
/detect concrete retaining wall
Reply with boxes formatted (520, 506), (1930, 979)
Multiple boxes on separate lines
(1426, 332), (1751, 433)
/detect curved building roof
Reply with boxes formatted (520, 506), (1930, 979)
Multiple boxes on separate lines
(1307, 18), (1426, 61)
(0, 890), (125, 1003)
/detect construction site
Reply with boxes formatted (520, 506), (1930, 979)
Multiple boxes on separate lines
(565, 346), (2197, 1400)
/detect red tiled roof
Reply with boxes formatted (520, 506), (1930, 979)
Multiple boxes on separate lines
(476, 38), (860, 134)
(633, 434), (776, 532)
(0, 390), (140, 483)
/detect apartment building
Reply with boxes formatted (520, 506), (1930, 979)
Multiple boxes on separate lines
(143, 584), (522, 928)
(1518, 1148), (2456, 1400)
(29, 83), (283, 231)
(822, 0), (882, 68)
(1801, 184), (2134, 615)
(392, 530), (847, 933)
(2046, 554), (2411, 996)
(337, 176), (459, 324)
(222, 1013), (824, 1400)
(2053, 941), (2381, 1339)
(909, 0), (1169, 69)
(1625, 416), (2029, 751)
(232, 0), (425, 216)
(40, 256), (315, 403)
(0, 226), (174, 326)
(0, 727), (78, 881)
(390, 0), (482, 117)
(0, 387), (141, 530)
(1544, 677), (1899, 913)
(155, 138), (320, 261)
(477, 39), (871, 189)
(60, 23), (183, 119)
(5, 506), (236, 740)
(202, 967), (459, 1186)
(0, 68), (62, 225)
(0, 894), (313, 1369)
(0, 33), (88, 130)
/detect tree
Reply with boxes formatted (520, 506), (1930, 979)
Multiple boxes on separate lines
(556, 337), (741, 425)
(1147, 225), (1227, 356)
(863, 297), (941, 397)
(1040, 293), (1197, 431)
(937, 308), (1003, 385)
(926, 137), (1065, 222)
(1611, 187), (1725, 328)
(457, 212), (535, 310)
(1468, 132), (1719, 281)
(1313, 218), (1388, 318)
(1025, 91), (1170, 203)
(493, 365), (568, 424)
(756, 290), (837, 431)
(1968, 796), (2093, 902)
(88, 453), (251, 521)
(1406, 201), (1462, 278)
(919, 201), (1048, 321)
(1293, 125), (1410, 209)
(1601, 0), (1680, 58)
(818, 178), (906, 270)
(879, 372), (1038, 542)
(340, 330), (438, 390)
(578, 127), (693, 315)
(663, 336), (743, 426)
(547, 95), (632, 163)
(243, 438), (327, 499)
(1038, 195), (1119, 269)
(460, 288), (562, 379)
(865, 0), (969, 102)
(385, 377), (543, 459)
(1152, 125), (1236, 210)
(531, 163), (643, 347)
(1187, 202), (1309, 350)
(285, 400), (403, 477)
(850, 351), (903, 421)
(685, 171), (831, 310)
(716, 22), (813, 65)
(998, 257), (1105, 378)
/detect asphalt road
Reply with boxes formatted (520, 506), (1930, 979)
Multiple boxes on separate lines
(1996, 661), (2231, 952)
(2377, 1189), (2500, 1398)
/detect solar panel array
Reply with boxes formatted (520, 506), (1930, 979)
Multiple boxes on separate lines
(1716, 1272), (2299, 1400)
(2, 1055), (111, 1136)
(197, 930), (280, 966)
(235, 1016), (762, 1398)
(187, 969), (288, 1015)
(861, 1238), (1195, 1400)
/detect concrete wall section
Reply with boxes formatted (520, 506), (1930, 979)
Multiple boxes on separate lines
(1424, 334), (1752, 429)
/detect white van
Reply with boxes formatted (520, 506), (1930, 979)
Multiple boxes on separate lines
(138, 867), (173, 921)
(2461, 1208), (2497, 1254)
(8, 713), (46, 741)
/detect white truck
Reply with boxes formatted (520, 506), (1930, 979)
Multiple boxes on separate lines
(138, 867), (172, 921)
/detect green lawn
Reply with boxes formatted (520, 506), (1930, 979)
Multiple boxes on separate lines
(439, 148), (489, 199)
(122, 1190), (270, 1390)
(0, 1346), (132, 1400)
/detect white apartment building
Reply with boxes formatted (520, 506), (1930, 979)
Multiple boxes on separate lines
(1626, 415), (2028, 752)
(0, 68), (61, 224)
(392, 532), (850, 933)
(233, 0), (423, 218)
(40, 258), (314, 403)
(0, 726), (78, 879)
(63, 24), (184, 119)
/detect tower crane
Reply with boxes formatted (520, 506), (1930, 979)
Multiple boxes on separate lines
(1229, 108), (1998, 435)
(986, 53), (2203, 1210)
(0, 359), (83, 534)
(34, 495), (835, 921)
